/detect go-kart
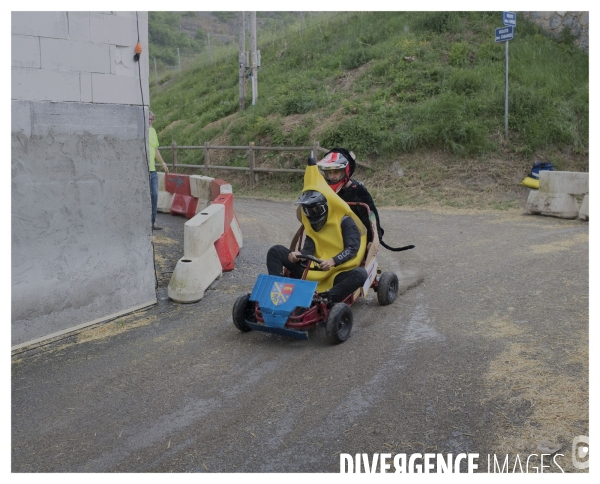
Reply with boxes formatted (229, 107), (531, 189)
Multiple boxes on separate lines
(232, 202), (400, 344)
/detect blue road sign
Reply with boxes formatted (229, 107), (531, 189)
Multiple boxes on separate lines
(503, 11), (517, 27)
(495, 26), (514, 42)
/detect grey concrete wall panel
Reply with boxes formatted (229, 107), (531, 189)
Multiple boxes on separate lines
(41, 38), (110, 73)
(91, 73), (149, 105)
(67, 12), (92, 42)
(81, 73), (93, 102)
(11, 100), (32, 138)
(112, 44), (144, 77)
(11, 34), (41, 68)
(11, 101), (156, 347)
(12, 11), (69, 39)
(12, 67), (81, 102)
(113, 12), (137, 18)
(89, 14), (141, 46)
(29, 101), (145, 139)
(11, 11), (153, 348)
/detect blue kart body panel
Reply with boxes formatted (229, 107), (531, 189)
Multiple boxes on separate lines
(249, 274), (317, 328)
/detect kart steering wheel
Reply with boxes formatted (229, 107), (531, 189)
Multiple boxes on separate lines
(295, 254), (323, 265)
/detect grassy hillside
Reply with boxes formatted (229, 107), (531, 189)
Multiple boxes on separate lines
(149, 11), (588, 209)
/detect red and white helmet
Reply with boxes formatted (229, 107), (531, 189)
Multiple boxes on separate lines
(317, 150), (354, 192)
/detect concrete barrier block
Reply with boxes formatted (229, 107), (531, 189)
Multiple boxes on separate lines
(157, 172), (166, 191)
(525, 190), (541, 213)
(157, 192), (174, 213)
(195, 199), (210, 214)
(579, 193), (589, 220)
(167, 246), (222, 303)
(184, 203), (225, 258)
(526, 191), (579, 219)
(231, 215), (243, 249)
(190, 175), (214, 199)
(539, 171), (589, 195)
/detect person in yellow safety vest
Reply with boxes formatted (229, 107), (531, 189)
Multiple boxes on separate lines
(266, 156), (368, 304)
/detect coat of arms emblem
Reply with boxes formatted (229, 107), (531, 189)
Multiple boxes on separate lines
(270, 282), (295, 306)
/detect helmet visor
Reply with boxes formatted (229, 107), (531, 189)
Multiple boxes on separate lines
(303, 204), (327, 219)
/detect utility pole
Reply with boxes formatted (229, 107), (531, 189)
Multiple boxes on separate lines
(238, 11), (246, 111)
(249, 12), (258, 105)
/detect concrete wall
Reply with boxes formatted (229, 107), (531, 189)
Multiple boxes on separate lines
(11, 12), (156, 349)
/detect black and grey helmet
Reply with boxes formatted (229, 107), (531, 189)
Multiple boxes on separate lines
(296, 190), (328, 231)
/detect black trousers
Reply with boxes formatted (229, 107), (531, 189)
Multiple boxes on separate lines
(266, 245), (367, 302)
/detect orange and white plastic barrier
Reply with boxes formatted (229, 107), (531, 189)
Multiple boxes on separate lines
(212, 193), (240, 272)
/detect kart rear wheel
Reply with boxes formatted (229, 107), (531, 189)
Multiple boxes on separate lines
(377, 272), (399, 306)
(233, 294), (254, 332)
(326, 303), (353, 345)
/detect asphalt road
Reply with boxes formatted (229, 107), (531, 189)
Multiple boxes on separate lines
(11, 199), (589, 473)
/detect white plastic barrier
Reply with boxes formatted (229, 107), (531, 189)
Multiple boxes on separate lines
(157, 172), (175, 213)
(230, 215), (244, 249)
(168, 204), (225, 303)
(526, 171), (589, 220)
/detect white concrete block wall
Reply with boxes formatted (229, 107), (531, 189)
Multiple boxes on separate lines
(40, 37), (111, 73)
(11, 11), (149, 105)
(11, 35), (41, 68)
(12, 11), (70, 39)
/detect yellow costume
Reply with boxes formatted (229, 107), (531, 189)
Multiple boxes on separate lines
(300, 163), (367, 291)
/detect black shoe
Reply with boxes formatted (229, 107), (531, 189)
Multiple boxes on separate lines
(152, 224), (162, 230)
(317, 291), (334, 307)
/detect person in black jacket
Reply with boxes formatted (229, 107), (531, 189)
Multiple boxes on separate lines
(317, 148), (382, 242)
(317, 148), (414, 252)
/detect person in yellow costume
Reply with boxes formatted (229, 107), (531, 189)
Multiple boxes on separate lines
(266, 156), (368, 304)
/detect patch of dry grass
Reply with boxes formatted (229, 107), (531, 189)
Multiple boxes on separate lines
(475, 315), (588, 472)
(77, 315), (157, 344)
(530, 234), (589, 254)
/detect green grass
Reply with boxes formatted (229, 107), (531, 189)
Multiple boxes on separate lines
(149, 11), (588, 209)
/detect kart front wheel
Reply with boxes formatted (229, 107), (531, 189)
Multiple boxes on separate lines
(233, 294), (253, 332)
(377, 272), (399, 306)
(326, 303), (353, 345)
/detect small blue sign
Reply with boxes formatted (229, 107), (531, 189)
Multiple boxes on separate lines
(495, 26), (514, 42)
(502, 11), (517, 27)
